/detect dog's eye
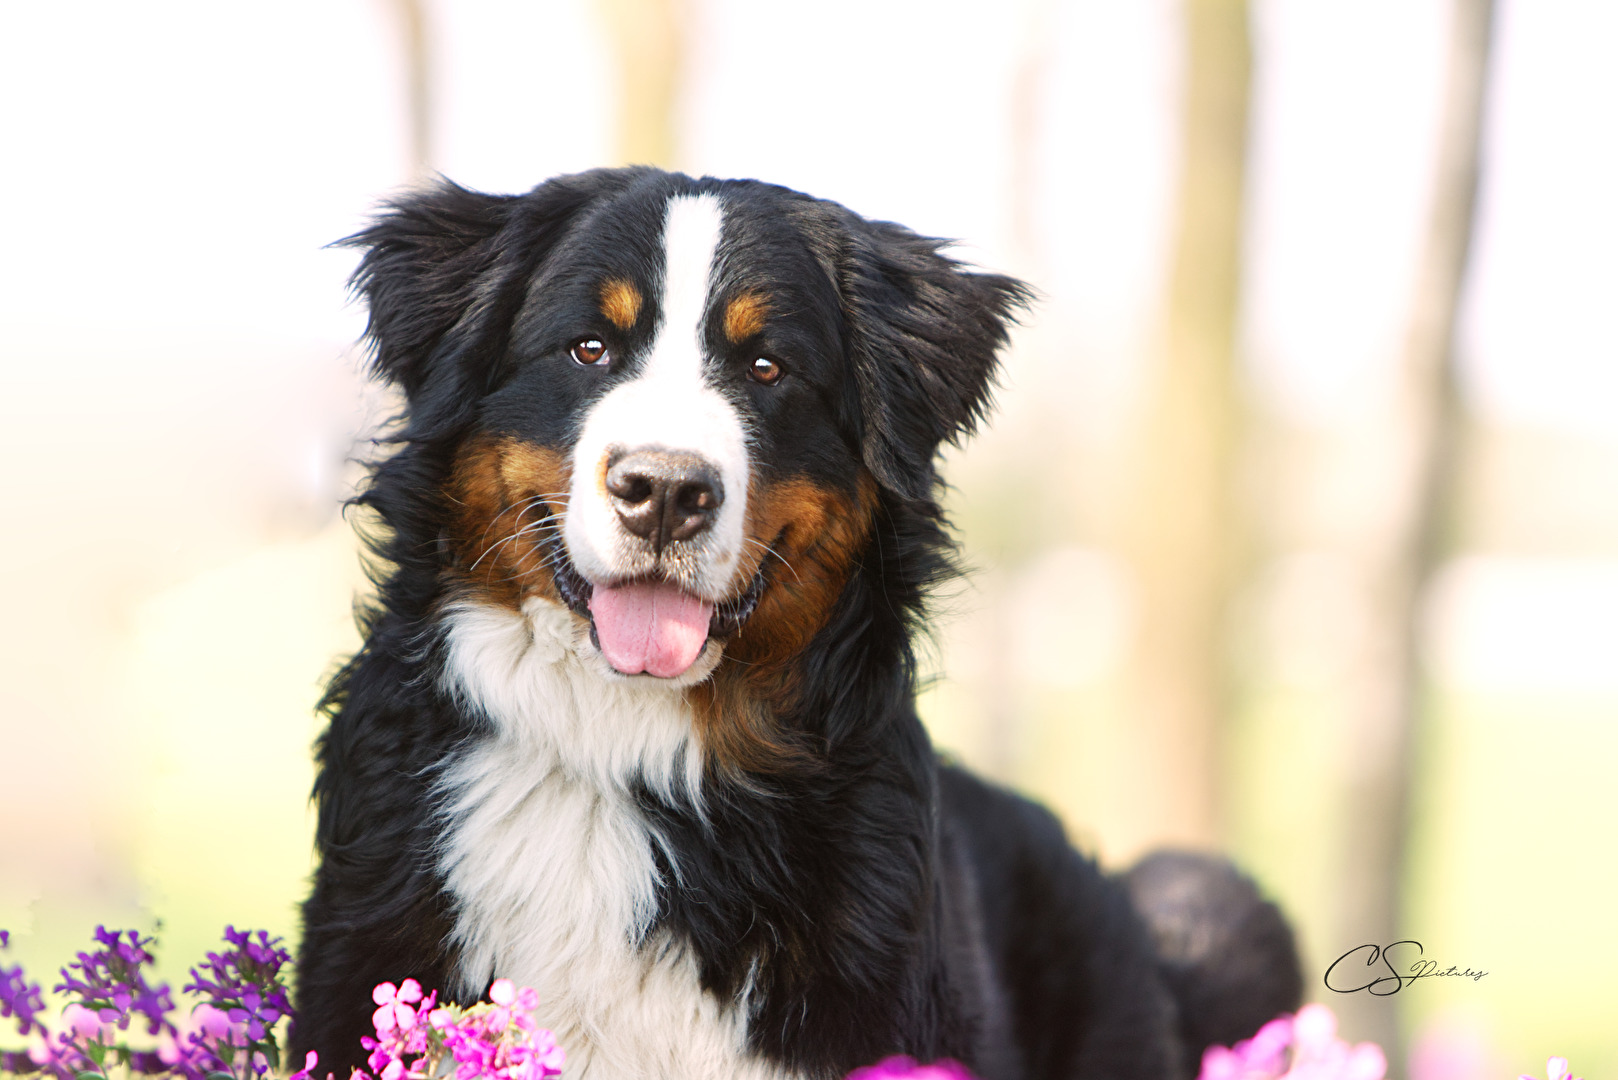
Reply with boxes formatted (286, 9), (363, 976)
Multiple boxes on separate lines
(571, 338), (610, 366)
(748, 356), (785, 386)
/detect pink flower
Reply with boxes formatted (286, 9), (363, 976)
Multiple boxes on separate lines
(368, 1042), (396, 1076)
(1521, 1057), (1582, 1080)
(288, 1049), (323, 1080)
(1196, 1004), (1386, 1080)
(27, 1028), (89, 1072)
(846, 1056), (977, 1080)
(1290, 1004), (1386, 1080)
(362, 975), (562, 1080)
(193, 1001), (237, 1041)
(373, 979), (424, 1034)
(529, 1028), (566, 1075)
(61, 1002), (106, 1040)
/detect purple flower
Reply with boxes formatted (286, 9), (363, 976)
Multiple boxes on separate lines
(53, 926), (175, 1038)
(1, 935), (47, 1038)
(183, 924), (295, 1070)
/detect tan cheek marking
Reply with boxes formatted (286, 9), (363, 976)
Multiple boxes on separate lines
(729, 472), (876, 668)
(723, 291), (769, 343)
(600, 279), (642, 330)
(445, 435), (573, 610)
(689, 472), (878, 775)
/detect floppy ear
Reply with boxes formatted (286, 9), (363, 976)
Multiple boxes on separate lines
(344, 170), (639, 406)
(840, 217), (1031, 501)
(343, 179), (517, 399)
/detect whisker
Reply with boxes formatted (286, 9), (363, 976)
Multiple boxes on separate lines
(472, 494), (547, 549)
(501, 541), (574, 583)
(470, 518), (552, 572)
(744, 536), (802, 584)
(467, 493), (574, 571)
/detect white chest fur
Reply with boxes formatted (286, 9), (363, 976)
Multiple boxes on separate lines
(435, 599), (793, 1080)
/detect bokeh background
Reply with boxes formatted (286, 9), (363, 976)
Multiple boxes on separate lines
(2, 1), (1614, 1076)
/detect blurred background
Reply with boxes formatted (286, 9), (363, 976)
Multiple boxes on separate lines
(1, 0), (1614, 1076)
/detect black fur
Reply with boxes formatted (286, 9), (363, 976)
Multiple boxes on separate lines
(293, 168), (1300, 1078)
(1123, 852), (1305, 1058)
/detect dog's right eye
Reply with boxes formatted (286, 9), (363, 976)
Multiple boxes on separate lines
(571, 338), (611, 367)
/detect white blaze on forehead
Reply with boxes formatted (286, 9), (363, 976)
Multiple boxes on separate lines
(564, 193), (751, 601)
(656, 194), (725, 383)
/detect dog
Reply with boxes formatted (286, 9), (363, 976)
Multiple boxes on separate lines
(292, 167), (1302, 1079)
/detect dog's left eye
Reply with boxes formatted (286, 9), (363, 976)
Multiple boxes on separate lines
(571, 338), (611, 366)
(748, 356), (785, 385)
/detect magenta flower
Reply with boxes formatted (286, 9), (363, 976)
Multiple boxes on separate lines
(1200, 1015), (1294, 1080)
(372, 979), (425, 1034)
(526, 1027), (566, 1076)
(846, 1055), (978, 1080)
(367, 977), (564, 1080)
(287, 1049), (323, 1080)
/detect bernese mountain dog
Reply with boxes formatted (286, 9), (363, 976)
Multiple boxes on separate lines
(292, 167), (1302, 1080)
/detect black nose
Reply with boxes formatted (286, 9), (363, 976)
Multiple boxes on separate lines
(605, 448), (725, 553)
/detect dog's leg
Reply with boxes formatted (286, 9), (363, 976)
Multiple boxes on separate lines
(293, 653), (465, 1076)
(1121, 851), (1304, 1064)
(293, 862), (457, 1075)
(939, 767), (1185, 1080)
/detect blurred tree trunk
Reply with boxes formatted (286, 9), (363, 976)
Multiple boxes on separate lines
(1118, 0), (1252, 854)
(1007, 0), (1054, 273)
(596, 0), (685, 168)
(1331, 0), (1496, 1060)
(387, 0), (435, 177)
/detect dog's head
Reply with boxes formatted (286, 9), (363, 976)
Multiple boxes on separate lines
(349, 168), (1026, 690)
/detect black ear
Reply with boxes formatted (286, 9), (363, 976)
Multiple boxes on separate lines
(839, 217), (1031, 500)
(343, 169), (641, 404)
(343, 179), (517, 398)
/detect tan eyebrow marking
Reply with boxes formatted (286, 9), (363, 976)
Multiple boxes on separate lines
(723, 291), (769, 343)
(600, 279), (642, 330)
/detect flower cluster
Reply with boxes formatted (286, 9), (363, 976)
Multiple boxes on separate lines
(1, 931), (49, 1077)
(55, 927), (176, 1039)
(1197, 1004), (1386, 1080)
(186, 927), (294, 1043)
(0, 925), (302, 1080)
(0, 932), (47, 1040)
(6, 929), (1589, 1080)
(847, 1057), (977, 1079)
(179, 925), (297, 1078)
(16, 926), (181, 1077)
(321, 977), (563, 1080)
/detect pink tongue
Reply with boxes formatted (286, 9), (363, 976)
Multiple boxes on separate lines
(588, 581), (714, 678)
